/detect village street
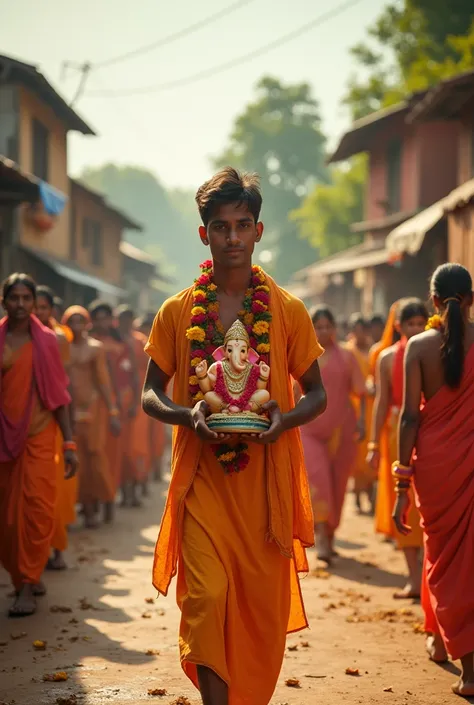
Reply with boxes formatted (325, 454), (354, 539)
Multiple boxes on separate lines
(0, 469), (462, 705)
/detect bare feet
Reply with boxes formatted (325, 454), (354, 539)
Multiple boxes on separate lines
(393, 582), (421, 600)
(46, 550), (67, 571)
(452, 679), (474, 697)
(315, 523), (332, 565)
(83, 502), (100, 528)
(104, 501), (115, 524)
(84, 515), (100, 529)
(426, 633), (448, 663)
(9, 584), (37, 617)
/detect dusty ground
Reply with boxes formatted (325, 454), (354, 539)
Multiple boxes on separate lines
(0, 470), (466, 705)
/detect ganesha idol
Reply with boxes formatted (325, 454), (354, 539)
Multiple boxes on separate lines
(194, 319), (271, 434)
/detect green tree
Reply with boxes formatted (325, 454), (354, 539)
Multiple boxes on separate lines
(80, 164), (204, 289)
(344, 1), (474, 120)
(214, 76), (328, 282)
(291, 155), (367, 258)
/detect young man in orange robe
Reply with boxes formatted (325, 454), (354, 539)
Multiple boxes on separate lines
(0, 274), (77, 617)
(63, 306), (121, 527)
(36, 285), (76, 570)
(394, 263), (474, 696)
(142, 167), (327, 705)
(116, 306), (148, 503)
(89, 301), (139, 512)
(367, 299), (428, 599)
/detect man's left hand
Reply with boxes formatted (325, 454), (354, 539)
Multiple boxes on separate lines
(248, 400), (286, 445)
(64, 450), (79, 479)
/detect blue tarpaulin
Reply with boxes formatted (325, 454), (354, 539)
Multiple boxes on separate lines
(38, 180), (67, 216)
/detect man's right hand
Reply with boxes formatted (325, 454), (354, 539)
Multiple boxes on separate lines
(190, 400), (231, 442)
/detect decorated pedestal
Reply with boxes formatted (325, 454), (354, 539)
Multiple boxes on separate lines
(207, 411), (271, 435)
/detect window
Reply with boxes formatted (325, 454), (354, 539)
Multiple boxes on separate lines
(32, 118), (49, 181)
(0, 86), (18, 161)
(387, 138), (402, 213)
(82, 218), (103, 266)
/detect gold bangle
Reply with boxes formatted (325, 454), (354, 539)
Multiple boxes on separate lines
(196, 374), (207, 380)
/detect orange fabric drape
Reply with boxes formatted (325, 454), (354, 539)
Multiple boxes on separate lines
(375, 340), (423, 547)
(346, 341), (373, 493)
(414, 346), (474, 659)
(145, 276), (323, 705)
(0, 343), (57, 588)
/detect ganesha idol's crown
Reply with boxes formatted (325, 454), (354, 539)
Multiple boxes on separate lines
(224, 319), (250, 346)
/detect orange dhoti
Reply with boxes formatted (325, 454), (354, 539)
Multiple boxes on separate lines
(0, 418), (57, 589)
(50, 426), (77, 551)
(77, 397), (115, 504)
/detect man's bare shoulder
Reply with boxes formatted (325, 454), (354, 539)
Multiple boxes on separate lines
(87, 337), (104, 353)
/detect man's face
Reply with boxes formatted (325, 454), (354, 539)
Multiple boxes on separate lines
(370, 322), (384, 343)
(118, 313), (134, 335)
(199, 203), (263, 269)
(353, 323), (368, 347)
(36, 295), (52, 325)
(93, 309), (113, 334)
(400, 316), (427, 341)
(3, 284), (35, 321)
(68, 314), (87, 337)
(314, 316), (335, 348)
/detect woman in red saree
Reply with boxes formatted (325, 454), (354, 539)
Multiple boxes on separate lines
(300, 306), (365, 563)
(0, 274), (77, 617)
(394, 263), (474, 696)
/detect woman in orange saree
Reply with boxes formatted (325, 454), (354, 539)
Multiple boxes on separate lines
(300, 306), (365, 563)
(0, 274), (77, 616)
(394, 264), (474, 696)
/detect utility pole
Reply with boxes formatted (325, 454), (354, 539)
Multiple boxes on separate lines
(61, 60), (92, 107)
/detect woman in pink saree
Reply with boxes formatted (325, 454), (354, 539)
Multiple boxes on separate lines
(300, 306), (366, 563)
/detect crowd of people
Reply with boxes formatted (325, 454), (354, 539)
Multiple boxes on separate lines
(0, 165), (473, 704)
(0, 274), (166, 617)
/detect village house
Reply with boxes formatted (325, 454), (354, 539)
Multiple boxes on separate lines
(289, 81), (463, 317)
(120, 240), (174, 314)
(387, 70), (474, 276)
(0, 53), (154, 307)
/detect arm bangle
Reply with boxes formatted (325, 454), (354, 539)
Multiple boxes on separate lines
(63, 440), (77, 452)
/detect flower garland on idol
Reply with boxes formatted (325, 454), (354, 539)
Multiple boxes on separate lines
(186, 259), (271, 474)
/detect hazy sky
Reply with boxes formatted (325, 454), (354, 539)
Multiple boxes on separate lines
(3, 0), (385, 189)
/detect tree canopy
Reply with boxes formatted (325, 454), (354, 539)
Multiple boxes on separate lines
(214, 76), (328, 282)
(344, 0), (474, 119)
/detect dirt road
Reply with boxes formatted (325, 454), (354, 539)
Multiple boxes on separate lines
(0, 476), (462, 705)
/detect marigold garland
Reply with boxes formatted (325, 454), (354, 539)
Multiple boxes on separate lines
(186, 260), (271, 474)
(425, 314), (443, 331)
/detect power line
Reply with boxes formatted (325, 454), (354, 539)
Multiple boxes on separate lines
(86, 0), (365, 98)
(94, 0), (256, 69)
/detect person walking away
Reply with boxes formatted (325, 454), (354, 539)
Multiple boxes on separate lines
(367, 299), (428, 599)
(393, 263), (474, 696)
(345, 313), (373, 514)
(116, 306), (145, 505)
(300, 306), (365, 564)
(63, 307), (120, 527)
(142, 167), (327, 705)
(135, 312), (167, 485)
(0, 274), (77, 616)
(36, 285), (75, 570)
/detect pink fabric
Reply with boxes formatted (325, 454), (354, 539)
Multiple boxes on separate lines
(0, 315), (71, 461)
(300, 344), (357, 531)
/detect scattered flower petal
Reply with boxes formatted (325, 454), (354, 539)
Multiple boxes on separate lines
(285, 678), (301, 688)
(145, 598), (154, 604)
(383, 686), (394, 692)
(43, 671), (68, 682)
(148, 688), (167, 697)
(146, 649), (160, 656)
(345, 668), (360, 676)
(33, 640), (46, 651)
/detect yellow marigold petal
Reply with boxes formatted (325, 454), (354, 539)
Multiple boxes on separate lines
(256, 343), (270, 354)
(189, 375), (199, 386)
(186, 326), (206, 342)
(208, 283), (217, 291)
(193, 392), (204, 402)
(191, 306), (206, 316)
